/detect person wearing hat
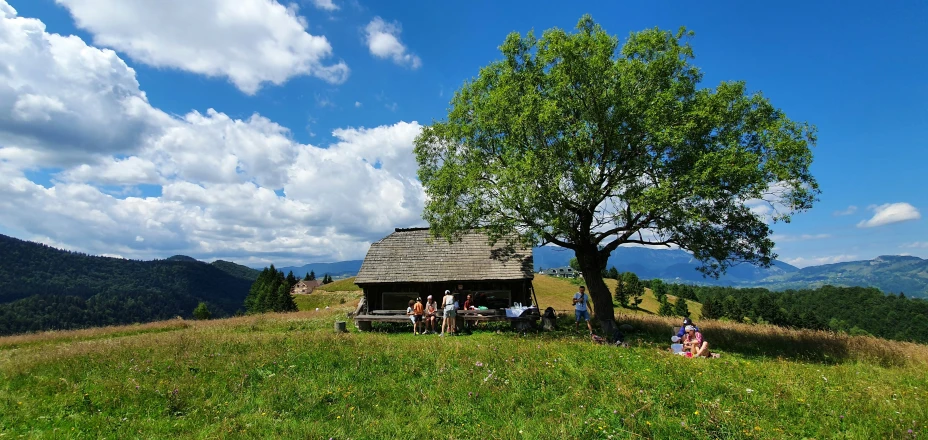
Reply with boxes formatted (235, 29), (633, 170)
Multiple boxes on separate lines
(441, 289), (457, 337)
(423, 295), (438, 334)
(675, 317), (698, 340)
(682, 324), (710, 357)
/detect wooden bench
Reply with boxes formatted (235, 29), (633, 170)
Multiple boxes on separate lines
(353, 308), (539, 330)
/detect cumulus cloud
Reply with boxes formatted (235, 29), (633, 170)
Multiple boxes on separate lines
(857, 203), (921, 228)
(311, 0), (339, 11)
(54, 0), (349, 94)
(784, 254), (859, 268)
(0, 4), (426, 265)
(365, 17), (421, 69)
(832, 205), (857, 216)
(0, 2), (168, 165)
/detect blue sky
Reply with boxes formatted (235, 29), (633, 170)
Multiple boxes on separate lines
(0, 0), (925, 267)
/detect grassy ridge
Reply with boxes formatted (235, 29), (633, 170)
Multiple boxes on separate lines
(533, 274), (703, 320)
(1, 301), (926, 438)
(315, 276), (361, 292)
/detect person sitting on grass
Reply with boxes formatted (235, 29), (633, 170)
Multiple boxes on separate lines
(682, 325), (710, 357)
(424, 295), (438, 334)
(675, 317), (698, 341)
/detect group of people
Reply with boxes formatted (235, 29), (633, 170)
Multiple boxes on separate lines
(574, 285), (718, 358)
(673, 317), (718, 358)
(406, 289), (477, 336)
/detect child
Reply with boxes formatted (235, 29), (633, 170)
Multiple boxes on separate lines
(413, 297), (424, 335)
(406, 300), (418, 334)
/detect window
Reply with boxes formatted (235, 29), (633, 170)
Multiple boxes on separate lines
(382, 292), (420, 310)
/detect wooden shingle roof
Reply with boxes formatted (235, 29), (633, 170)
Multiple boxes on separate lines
(355, 228), (534, 284)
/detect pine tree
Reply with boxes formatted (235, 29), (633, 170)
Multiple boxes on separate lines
(286, 271), (298, 289)
(658, 296), (676, 316)
(614, 276), (627, 307)
(700, 296), (722, 320)
(651, 279), (667, 302)
(622, 272), (643, 309)
(308, 270), (316, 281)
(674, 297), (690, 318)
(607, 266), (619, 280)
(303, 272), (311, 281)
(193, 302), (211, 320)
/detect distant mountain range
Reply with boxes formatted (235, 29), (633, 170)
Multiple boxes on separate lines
(274, 261), (363, 279)
(533, 245), (928, 298)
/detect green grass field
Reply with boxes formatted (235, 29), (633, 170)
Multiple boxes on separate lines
(1, 278), (926, 438)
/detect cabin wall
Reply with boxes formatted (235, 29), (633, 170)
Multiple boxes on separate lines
(358, 279), (534, 311)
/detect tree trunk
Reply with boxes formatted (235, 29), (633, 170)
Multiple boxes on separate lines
(576, 248), (618, 340)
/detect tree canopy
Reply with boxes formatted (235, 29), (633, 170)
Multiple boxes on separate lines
(414, 16), (818, 333)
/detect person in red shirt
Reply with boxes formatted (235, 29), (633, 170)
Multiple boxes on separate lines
(463, 294), (477, 330)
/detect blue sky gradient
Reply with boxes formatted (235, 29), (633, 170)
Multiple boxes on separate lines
(1, 0), (925, 267)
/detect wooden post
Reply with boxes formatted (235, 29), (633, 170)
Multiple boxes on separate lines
(334, 321), (347, 333)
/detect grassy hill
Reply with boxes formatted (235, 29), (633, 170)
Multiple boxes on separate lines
(533, 274), (703, 320)
(1, 301), (925, 438)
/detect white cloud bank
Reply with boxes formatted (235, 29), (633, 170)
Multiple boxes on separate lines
(784, 254), (859, 268)
(0, 2), (425, 265)
(857, 203), (921, 228)
(365, 17), (421, 69)
(54, 0), (349, 94)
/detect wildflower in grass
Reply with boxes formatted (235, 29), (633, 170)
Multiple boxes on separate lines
(694, 411), (699, 415)
(475, 361), (484, 367)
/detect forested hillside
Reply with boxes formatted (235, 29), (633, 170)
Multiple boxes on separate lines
(0, 234), (255, 335)
(660, 282), (928, 342)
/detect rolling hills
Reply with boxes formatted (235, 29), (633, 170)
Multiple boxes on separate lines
(0, 234), (258, 335)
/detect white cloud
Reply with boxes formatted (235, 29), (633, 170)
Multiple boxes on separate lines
(0, 2), (168, 165)
(901, 241), (928, 249)
(833, 205), (857, 216)
(54, 0), (349, 94)
(311, 0), (339, 11)
(784, 254), (858, 268)
(0, 4), (427, 265)
(770, 233), (831, 243)
(857, 203), (921, 228)
(355, 101), (362, 108)
(364, 17), (421, 69)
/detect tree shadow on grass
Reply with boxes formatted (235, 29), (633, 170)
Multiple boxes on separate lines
(618, 315), (912, 367)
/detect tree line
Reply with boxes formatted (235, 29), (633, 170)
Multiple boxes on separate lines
(243, 265), (298, 314)
(641, 281), (928, 343)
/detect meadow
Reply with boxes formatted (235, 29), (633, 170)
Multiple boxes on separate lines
(1, 277), (926, 439)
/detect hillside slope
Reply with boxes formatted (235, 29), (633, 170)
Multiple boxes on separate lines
(1, 309), (925, 438)
(0, 234), (256, 335)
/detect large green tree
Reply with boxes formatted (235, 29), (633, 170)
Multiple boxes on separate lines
(413, 16), (818, 336)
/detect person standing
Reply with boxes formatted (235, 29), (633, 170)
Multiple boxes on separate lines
(441, 289), (457, 337)
(573, 285), (593, 333)
(412, 297), (424, 335)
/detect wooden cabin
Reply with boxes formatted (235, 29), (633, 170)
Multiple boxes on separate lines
(353, 227), (536, 329)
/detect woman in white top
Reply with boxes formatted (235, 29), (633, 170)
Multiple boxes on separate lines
(441, 290), (457, 337)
